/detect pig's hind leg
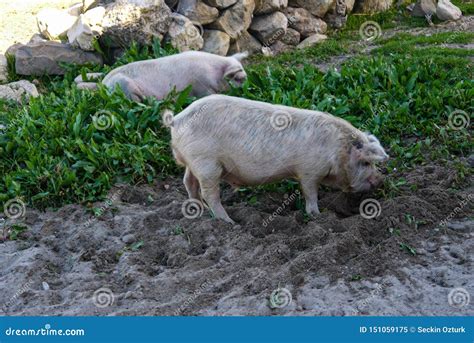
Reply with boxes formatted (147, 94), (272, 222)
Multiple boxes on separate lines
(108, 74), (144, 102)
(193, 161), (235, 224)
(184, 167), (200, 200)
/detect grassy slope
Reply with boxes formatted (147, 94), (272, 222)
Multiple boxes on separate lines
(0, 17), (472, 210)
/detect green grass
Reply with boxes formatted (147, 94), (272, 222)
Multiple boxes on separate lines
(452, 0), (474, 15)
(0, 30), (472, 210)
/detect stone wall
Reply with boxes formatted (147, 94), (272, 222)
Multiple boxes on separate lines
(21, 0), (391, 60)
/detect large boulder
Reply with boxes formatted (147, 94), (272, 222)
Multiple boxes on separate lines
(436, 0), (462, 21)
(202, 30), (231, 55)
(249, 11), (288, 45)
(280, 27), (300, 45)
(36, 8), (78, 40)
(288, 0), (335, 18)
(0, 80), (39, 103)
(297, 33), (327, 49)
(14, 42), (103, 76)
(353, 0), (392, 14)
(203, 0), (238, 9)
(101, 0), (172, 47)
(209, 0), (256, 39)
(228, 30), (262, 55)
(167, 13), (204, 52)
(284, 7), (327, 37)
(254, 0), (288, 15)
(177, 0), (219, 24)
(68, 6), (106, 51)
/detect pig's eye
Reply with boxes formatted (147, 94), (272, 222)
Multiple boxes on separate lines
(361, 161), (371, 167)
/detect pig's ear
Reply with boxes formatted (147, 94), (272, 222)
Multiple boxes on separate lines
(350, 139), (388, 164)
(224, 67), (240, 79)
(231, 51), (248, 61)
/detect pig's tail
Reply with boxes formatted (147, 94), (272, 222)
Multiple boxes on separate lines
(162, 109), (174, 127)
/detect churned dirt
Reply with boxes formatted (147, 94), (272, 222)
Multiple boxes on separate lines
(1, 162), (472, 316)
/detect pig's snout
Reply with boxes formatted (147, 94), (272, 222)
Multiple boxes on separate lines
(367, 172), (384, 189)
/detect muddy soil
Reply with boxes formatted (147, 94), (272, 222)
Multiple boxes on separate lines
(0, 162), (472, 316)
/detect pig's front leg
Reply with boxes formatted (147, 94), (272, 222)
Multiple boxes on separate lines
(300, 179), (321, 217)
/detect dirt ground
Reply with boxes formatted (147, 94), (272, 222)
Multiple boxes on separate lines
(0, 160), (472, 316)
(0, 0), (78, 54)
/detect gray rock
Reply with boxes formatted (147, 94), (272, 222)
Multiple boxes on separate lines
(209, 0), (256, 39)
(167, 13), (204, 52)
(15, 42), (103, 76)
(122, 234), (136, 244)
(436, 0), (462, 21)
(203, 0), (238, 9)
(68, 3), (84, 16)
(288, 0), (335, 17)
(285, 7), (327, 37)
(467, 154), (474, 168)
(270, 40), (291, 54)
(297, 33), (327, 49)
(249, 11), (288, 45)
(102, 0), (172, 48)
(68, 6), (106, 51)
(0, 54), (7, 84)
(202, 30), (231, 55)
(36, 8), (78, 40)
(324, 0), (352, 27)
(280, 27), (300, 45)
(28, 34), (48, 45)
(254, 0), (288, 15)
(0, 80), (39, 103)
(324, 13), (347, 28)
(410, 0), (436, 17)
(353, 0), (392, 14)
(178, 0), (219, 25)
(228, 30), (262, 55)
